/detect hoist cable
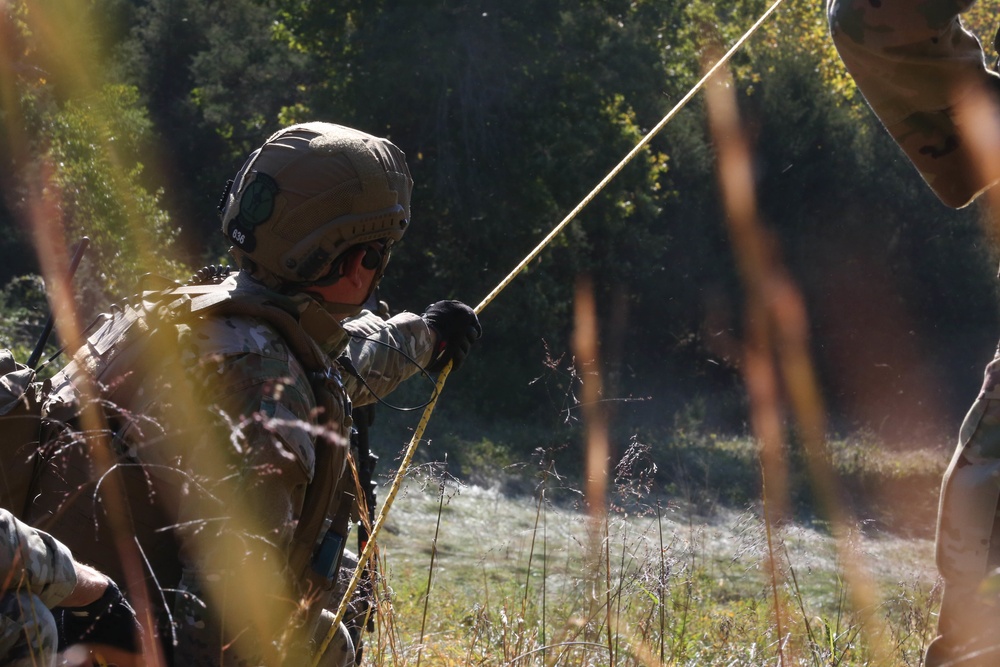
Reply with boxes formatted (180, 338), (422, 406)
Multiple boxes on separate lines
(315, 1), (787, 660)
(473, 0), (786, 316)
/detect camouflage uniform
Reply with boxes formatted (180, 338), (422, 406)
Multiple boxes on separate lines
(0, 507), (77, 667)
(27, 272), (435, 666)
(829, 2), (1000, 663)
(828, 0), (1000, 209)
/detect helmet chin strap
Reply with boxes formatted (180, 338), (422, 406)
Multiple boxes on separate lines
(311, 268), (386, 319)
(315, 299), (365, 319)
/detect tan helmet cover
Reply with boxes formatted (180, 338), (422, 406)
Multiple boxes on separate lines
(221, 122), (413, 287)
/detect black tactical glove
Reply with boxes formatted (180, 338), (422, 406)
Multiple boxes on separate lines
(421, 300), (482, 373)
(54, 579), (142, 653)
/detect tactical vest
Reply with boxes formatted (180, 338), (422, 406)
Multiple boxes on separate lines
(21, 278), (356, 635)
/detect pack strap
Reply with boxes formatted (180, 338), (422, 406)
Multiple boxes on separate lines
(160, 284), (355, 605)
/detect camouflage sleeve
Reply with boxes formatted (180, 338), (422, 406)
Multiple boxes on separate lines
(828, 0), (1000, 207)
(340, 310), (436, 407)
(0, 508), (77, 608)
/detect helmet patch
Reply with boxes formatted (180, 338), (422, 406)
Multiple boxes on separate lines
(240, 172), (279, 227)
(229, 172), (279, 253)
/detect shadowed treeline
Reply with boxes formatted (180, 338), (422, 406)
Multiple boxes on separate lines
(2, 0), (999, 484)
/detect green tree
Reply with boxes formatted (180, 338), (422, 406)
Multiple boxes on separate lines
(1, 0), (184, 312)
(0, 274), (49, 361)
(269, 0), (684, 419)
(42, 84), (184, 301)
(112, 0), (315, 261)
(713, 0), (1000, 436)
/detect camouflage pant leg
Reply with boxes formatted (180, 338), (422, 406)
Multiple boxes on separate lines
(0, 591), (58, 667)
(172, 565), (321, 667)
(307, 550), (368, 667)
(172, 566), (283, 667)
(930, 352), (1000, 664)
(333, 549), (376, 664)
(312, 611), (356, 667)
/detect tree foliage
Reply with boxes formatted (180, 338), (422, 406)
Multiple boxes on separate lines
(1, 0), (183, 313)
(1, 0), (997, 442)
(42, 84), (183, 297)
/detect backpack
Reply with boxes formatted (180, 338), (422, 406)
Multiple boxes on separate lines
(8, 274), (355, 596)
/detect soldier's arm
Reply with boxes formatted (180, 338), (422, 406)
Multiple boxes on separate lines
(341, 310), (436, 406)
(0, 508), (81, 608)
(828, 0), (1000, 207)
(58, 561), (110, 607)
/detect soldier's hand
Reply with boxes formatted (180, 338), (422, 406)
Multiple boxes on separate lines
(55, 579), (142, 654)
(421, 300), (482, 373)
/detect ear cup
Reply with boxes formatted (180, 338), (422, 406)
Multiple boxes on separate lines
(361, 245), (383, 270)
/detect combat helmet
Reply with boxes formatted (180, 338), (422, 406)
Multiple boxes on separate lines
(220, 122), (412, 291)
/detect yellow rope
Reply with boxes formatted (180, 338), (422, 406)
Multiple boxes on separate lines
(314, 1), (786, 661)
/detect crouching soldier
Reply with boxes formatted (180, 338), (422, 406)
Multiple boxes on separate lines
(828, 2), (1000, 664)
(0, 507), (140, 666)
(25, 122), (481, 665)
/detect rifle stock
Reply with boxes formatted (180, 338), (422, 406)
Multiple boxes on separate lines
(28, 236), (90, 369)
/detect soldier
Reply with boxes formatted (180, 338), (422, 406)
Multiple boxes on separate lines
(26, 122), (481, 665)
(828, 2), (1000, 664)
(0, 507), (139, 666)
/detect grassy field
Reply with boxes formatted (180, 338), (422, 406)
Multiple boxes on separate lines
(354, 440), (946, 667)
